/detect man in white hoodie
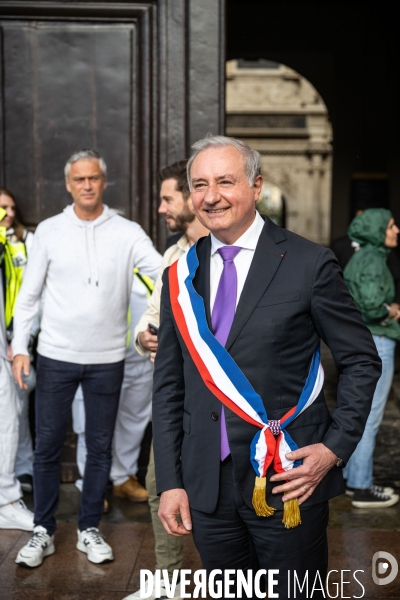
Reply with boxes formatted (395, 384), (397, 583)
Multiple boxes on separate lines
(12, 149), (161, 568)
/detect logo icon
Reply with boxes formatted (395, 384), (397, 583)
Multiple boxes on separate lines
(372, 551), (398, 586)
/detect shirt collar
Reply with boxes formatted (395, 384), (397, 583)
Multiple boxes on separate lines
(177, 233), (190, 251)
(210, 211), (265, 256)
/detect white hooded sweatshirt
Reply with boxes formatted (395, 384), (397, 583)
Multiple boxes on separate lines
(12, 205), (161, 364)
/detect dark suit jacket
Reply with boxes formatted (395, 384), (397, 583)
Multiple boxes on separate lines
(153, 218), (382, 513)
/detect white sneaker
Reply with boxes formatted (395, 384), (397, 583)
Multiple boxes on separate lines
(15, 525), (55, 567)
(0, 499), (34, 531)
(124, 579), (182, 600)
(77, 527), (114, 564)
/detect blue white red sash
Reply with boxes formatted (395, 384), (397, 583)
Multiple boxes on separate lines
(168, 243), (324, 482)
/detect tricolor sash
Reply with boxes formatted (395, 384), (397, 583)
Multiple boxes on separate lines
(169, 243), (324, 528)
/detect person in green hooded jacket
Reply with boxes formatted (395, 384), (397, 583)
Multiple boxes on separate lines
(343, 208), (400, 508)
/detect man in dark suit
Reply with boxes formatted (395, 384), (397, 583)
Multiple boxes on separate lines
(152, 136), (381, 598)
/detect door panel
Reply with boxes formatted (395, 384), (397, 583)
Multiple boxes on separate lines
(2, 22), (135, 224)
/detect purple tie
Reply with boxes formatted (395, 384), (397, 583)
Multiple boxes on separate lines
(211, 246), (242, 460)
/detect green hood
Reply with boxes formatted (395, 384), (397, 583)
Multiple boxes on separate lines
(347, 208), (392, 252)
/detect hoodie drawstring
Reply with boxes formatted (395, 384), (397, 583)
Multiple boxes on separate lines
(84, 226), (99, 286)
(84, 227), (91, 284)
(90, 225), (99, 286)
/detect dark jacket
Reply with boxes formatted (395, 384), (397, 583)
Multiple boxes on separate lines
(153, 218), (382, 513)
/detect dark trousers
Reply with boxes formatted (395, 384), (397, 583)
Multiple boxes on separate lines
(33, 354), (124, 535)
(191, 457), (329, 600)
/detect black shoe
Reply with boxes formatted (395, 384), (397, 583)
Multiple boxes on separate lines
(18, 474), (33, 493)
(351, 486), (399, 508)
(346, 484), (394, 497)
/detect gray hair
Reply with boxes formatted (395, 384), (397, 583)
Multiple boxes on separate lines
(64, 149), (107, 178)
(187, 134), (261, 189)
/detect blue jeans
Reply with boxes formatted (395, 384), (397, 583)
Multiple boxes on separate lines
(343, 335), (396, 489)
(33, 355), (124, 535)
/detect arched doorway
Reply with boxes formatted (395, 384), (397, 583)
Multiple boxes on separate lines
(226, 59), (332, 245)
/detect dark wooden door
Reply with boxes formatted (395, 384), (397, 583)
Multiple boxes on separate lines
(0, 1), (226, 248)
(1, 21), (141, 225)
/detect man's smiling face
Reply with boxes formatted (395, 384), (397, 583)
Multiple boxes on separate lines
(190, 146), (262, 244)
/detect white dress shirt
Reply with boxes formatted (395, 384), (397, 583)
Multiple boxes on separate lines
(210, 210), (265, 313)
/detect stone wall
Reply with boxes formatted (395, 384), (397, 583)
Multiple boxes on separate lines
(226, 60), (332, 245)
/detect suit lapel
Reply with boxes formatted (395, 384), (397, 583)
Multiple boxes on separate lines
(192, 235), (212, 329)
(225, 220), (287, 351)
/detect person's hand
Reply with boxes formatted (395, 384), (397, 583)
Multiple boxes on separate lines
(270, 443), (337, 505)
(139, 326), (158, 352)
(389, 303), (400, 321)
(158, 488), (192, 536)
(150, 351), (156, 363)
(12, 354), (31, 390)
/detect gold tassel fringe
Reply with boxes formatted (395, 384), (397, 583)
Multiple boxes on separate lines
(282, 498), (302, 529)
(252, 476), (275, 517)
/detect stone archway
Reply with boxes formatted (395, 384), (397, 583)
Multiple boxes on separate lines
(226, 59), (332, 245)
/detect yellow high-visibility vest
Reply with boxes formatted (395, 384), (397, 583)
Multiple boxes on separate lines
(0, 207), (23, 329)
(126, 268), (155, 347)
(133, 268), (155, 296)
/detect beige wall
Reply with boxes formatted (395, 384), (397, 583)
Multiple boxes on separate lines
(226, 60), (332, 245)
